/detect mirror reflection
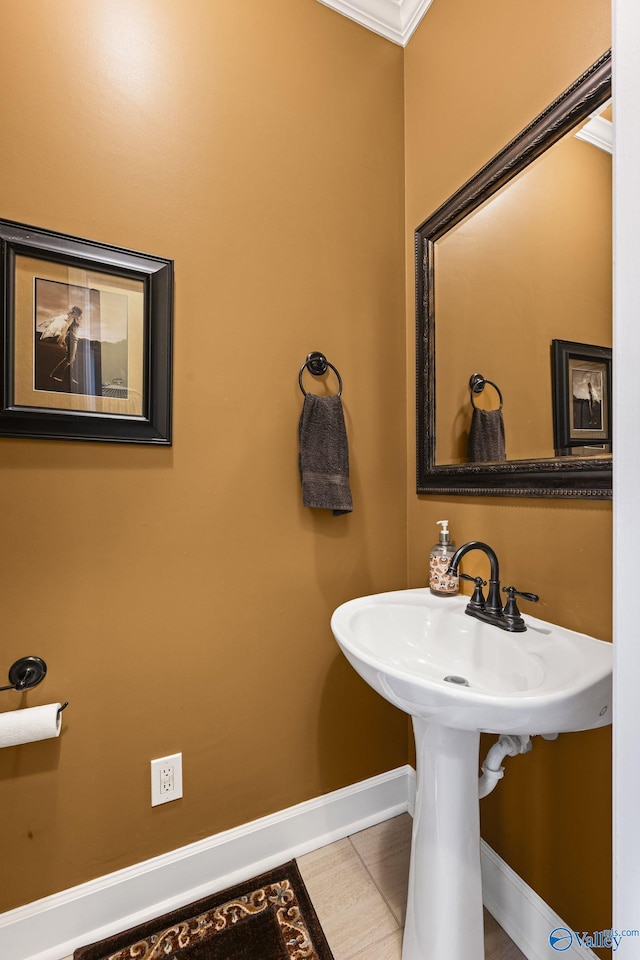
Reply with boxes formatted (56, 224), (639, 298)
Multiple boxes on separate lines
(435, 109), (611, 466)
(415, 50), (612, 498)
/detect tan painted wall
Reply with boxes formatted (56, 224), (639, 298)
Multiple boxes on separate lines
(405, 0), (611, 942)
(0, 0), (408, 910)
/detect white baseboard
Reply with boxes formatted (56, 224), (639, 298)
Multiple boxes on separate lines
(481, 841), (599, 960)
(0, 765), (412, 960)
(0, 763), (597, 960)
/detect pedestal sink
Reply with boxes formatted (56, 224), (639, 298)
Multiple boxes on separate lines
(330, 588), (612, 960)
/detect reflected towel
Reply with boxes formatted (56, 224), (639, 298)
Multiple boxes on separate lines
(468, 407), (506, 462)
(299, 394), (353, 515)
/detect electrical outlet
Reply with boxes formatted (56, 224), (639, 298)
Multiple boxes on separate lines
(160, 764), (174, 794)
(151, 753), (183, 806)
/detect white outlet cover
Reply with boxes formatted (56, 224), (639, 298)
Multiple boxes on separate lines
(151, 753), (183, 806)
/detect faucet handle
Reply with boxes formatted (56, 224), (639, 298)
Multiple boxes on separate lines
(502, 585), (539, 620)
(502, 586), (539, 604)
(460, 573), (487, 609)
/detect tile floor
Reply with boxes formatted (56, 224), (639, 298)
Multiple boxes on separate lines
(61, 813), (526, 960)
(296, 814), (527, 960)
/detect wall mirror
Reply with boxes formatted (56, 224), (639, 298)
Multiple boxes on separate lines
(416, 50), (612, 498)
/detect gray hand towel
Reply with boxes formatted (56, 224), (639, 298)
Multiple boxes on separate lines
(468, 407), (506, 462)
(299, 394), (353, 515)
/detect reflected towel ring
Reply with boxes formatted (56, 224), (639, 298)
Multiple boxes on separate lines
(298, 352), (343, 397)
(469, 373), (503, 411)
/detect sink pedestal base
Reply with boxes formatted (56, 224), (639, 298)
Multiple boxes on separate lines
(403, 719), (484, 960)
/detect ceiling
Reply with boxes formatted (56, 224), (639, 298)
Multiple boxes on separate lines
(315, 0), (434, 46)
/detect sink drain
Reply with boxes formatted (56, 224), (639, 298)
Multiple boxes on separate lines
(444, 675), (470, 686)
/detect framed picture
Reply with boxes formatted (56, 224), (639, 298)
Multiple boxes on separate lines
(0, 219), (173, 444)
(551, 339), (612, 457)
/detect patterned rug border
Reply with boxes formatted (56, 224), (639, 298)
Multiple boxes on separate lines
(72, 860), (334, 960)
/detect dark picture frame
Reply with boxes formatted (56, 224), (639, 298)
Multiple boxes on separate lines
(0, 219), (173, 444)
(552, 339), (612, 457)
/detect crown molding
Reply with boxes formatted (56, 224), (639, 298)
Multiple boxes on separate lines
(575, 114), (613, 154)
(574, 99), (613, 154)
(316, 0), (434, 46)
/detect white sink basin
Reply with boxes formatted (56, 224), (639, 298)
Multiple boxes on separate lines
(331, 588), (612, 735)
(332, 587), (612, 960)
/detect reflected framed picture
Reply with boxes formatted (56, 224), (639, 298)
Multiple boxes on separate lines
(0, 219), (173, 443)
(551, 339), (611, 457)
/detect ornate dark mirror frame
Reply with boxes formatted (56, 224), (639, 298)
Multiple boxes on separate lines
(416, 50), (612, 498)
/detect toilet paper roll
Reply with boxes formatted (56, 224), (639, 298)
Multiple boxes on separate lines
(0, 703), (62, 748)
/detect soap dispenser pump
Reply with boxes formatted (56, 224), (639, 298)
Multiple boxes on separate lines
(429, 520), (459, 596)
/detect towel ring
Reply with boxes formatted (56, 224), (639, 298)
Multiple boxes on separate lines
(298, 352), (343, 397)
(469, 373), (503, 411)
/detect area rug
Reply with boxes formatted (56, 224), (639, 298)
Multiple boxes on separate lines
(73, 861), (334, 960)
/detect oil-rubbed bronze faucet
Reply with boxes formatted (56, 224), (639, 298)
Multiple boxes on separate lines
(447, 541), (539, 633)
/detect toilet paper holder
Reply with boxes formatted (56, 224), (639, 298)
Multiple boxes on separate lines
(0, 657), (68, 717)
(0, 656), (48, 692)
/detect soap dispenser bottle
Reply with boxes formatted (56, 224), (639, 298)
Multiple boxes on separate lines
(429, 520), (459, 596)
